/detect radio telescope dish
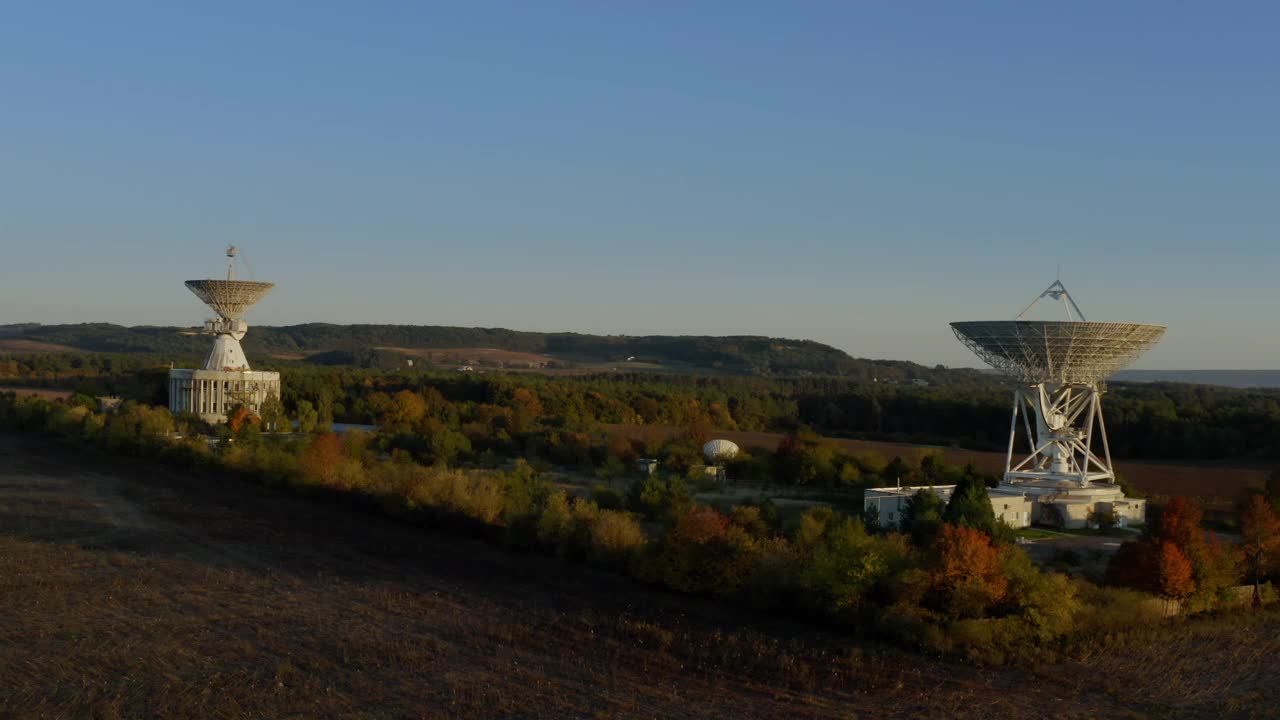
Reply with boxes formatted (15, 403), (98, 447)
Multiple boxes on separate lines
(184, 279), (275, 321)
(950, 320), (1165, 385)
(951, 280), (1165, 490)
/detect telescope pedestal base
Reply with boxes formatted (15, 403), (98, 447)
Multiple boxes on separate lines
(169, 368), (280, 425)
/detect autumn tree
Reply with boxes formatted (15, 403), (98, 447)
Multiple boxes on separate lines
(1109, 496), (1238, 609)
(509, 387), (543, 433)
(383, 389), (428, 433)
(1156, 541), (1195, 602)
(1240, 494), (1280, 607)
(931, 523), (1007, 618)
(226, 404), (260, 434)
(1155, 497), (1205, 551)
(299, 433), (346, 487)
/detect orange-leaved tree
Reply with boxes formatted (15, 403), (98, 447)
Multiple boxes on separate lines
(1156, 541), (1195, 603)
(655, 506), (735, 595)
(299, 432), (350, 488)
(226, 404), (260, 434)
(932, 523), (1007, 618)
(1240, 494), (1280, 607)
(1157, 497), (1205, 552)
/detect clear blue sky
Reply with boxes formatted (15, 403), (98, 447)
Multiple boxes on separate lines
(2, 1), (1277, 369)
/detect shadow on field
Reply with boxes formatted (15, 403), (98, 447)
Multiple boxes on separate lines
(3, 433), (1279, 720)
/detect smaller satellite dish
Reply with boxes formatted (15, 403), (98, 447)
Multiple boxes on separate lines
(703, 439), (740, 462)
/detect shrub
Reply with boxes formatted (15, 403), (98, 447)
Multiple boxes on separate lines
(591, 485), (626, 510)
(729, 505), (770, 539)
(792, 507), (909, 618)
(589, 509), (645, 568)
(536, 491), (573, 551)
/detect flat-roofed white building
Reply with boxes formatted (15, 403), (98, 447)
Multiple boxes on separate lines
(864, 482), (1142, 531)
(864, 484), (1033, 529)
(987, 488), (1034, 528)
(863, 485), (955, 528)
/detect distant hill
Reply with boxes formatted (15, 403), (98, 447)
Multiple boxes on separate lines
(0, 322), (946, 380)
(1112, 369), (1280, 389)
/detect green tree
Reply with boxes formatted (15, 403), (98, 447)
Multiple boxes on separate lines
(429, 429), (471, 466)
(899, 488), (946, 545)
(258, 395), (287, 432)
(296, 399), (318, 434)
(884, 456), (912, 486)
(944, 468), (996, 534)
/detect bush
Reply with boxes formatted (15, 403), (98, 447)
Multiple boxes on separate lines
(536, 492), (573, 552)
(591, 485), (626, 510)
(589, 510), (646, 568)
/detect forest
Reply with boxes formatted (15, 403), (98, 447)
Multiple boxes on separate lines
(5, 349), (1280, 462)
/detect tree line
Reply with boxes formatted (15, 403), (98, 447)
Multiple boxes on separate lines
(6, 353), (1280, 461)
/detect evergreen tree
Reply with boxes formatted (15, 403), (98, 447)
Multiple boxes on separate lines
(900, 488), (946, 545)
(943, 467), (996, 534)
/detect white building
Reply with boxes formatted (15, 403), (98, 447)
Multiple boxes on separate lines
(864, 485), (954, 528)
(168, 369), (280, 424)
(864, 481), (1142, 531)
(864, 484), (1032, 529)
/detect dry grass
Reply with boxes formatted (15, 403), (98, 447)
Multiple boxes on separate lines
(0, 387), (73, 401)
(1, 434), (1277, 719)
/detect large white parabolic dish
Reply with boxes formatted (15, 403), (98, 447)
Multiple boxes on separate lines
(185, 279), (275, 321)
(950, 320), (1165, 385)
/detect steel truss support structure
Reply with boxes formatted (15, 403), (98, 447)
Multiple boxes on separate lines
(1004, 381), (1114, 488)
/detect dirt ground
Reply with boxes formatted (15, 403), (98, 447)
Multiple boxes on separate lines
(2, 434), (1278, 719)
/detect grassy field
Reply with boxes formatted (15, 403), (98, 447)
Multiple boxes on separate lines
(606, 424), (1271, 503)
(0, 387), (73, 402)
(2, 433), (1279, 719)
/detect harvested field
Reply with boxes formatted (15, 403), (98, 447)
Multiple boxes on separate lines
(3, 433), (1279, 719)
(376, 346), (556, 366)
(606, 425), (1271, 502)
(0, 338), (80, 354)
(0, 387), (73, 401)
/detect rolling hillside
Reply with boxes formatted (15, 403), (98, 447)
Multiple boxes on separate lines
(0, 322), (936, 379)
